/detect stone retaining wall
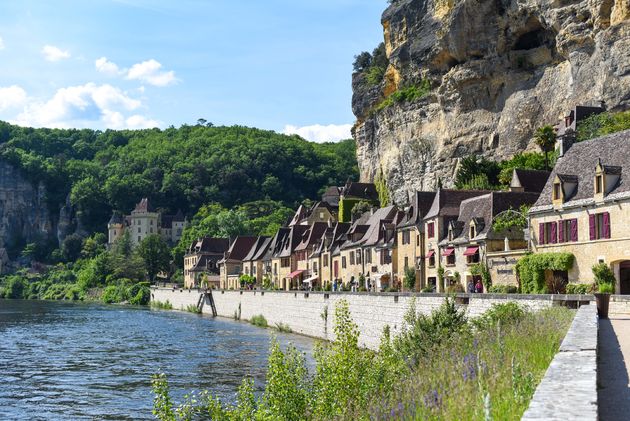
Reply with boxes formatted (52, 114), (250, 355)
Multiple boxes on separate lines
(522, 304), (598, 420)
(150, 288), (596, 349)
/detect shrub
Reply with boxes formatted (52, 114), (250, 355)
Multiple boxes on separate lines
(250, 314), (268, 328)
(403, 266), (416, 291)
(470, 262), (492, 289)
(565, 283), (591, 295)
(185, 304), (201, 314)
(421, 286), (435, 293)
(599, 282), (615, 294)
(488, 285), (519, 294)
(593, 262), (616, 285)
(516, 253), (574, 293)
(0, 274), (28, 298)
(151, 300), (173, 310)
(128, 282), (151, 305)
(375, 80), (432, 112)
(275, 322), (292, 333)
(472, 302), (526, 331)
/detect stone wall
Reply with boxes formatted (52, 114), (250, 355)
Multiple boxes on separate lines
(150, 288), (597, 349)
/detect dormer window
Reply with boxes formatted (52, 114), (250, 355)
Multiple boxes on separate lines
(552, 174), (578, 205)
(553, 183), (561, 200)
(469, 225), (475, 239)
(595, 175), (603, 194)
(595, 161), (621, 198)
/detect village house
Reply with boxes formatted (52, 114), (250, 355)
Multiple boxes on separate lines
(271, 224), (309, 290)
(241, 236), (271, 285)
(262, 228), (289, 287)
(366, 209), (404, 290)
(554, 104), (604, 147)
(337, 181), (380, 222)
(529, 129), (630, 293)
(395, 191), (436, 290)
(183, 237), (230, 289)
(107, 198), (187, 247)
(311, 221), (350, 289)
(423, 189), (490, 291)
(438, 191), (540, 290)
(294, 222), (328, 289)
(218, 236), (258, 289)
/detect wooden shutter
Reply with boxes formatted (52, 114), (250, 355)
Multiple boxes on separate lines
(589, 214), (596, 240)
(603, 212), (611, 239)
(539, 223), (545, 245)
(550, 222), (557, 244)
(570, 219), (578, 242)
(558, 221), (564, 243)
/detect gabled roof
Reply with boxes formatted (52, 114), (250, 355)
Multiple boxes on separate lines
(511, 169), (550, 193)
(242, 236), (271, 262)
(341, 182), (379, 202)
(133, 198), (154, 213)
(190, 255), (220, 273)
(187, 237), (230, 255)
(220, 236), (258, 263)
(295, 222), (328, 251)
(277, 225), (310, 258)
(342, 205), (399, 249)
(262, 228), (290, 261)
(424, 189), (490, 220)
(288, 205), (308, 226)
(172, 209), (185, 221)
(532, 129), (630, 209)
(398, 191), (437, 228)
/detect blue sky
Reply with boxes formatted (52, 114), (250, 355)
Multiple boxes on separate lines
(0, 0), (386, 141)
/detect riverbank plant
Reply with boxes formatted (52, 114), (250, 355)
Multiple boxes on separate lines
(151, 300), (173, 310)
(152, 298), (572, 420)
(185, 304), (201, 314)
(275, 322), (292, 333)
(250, 314), (268, 328)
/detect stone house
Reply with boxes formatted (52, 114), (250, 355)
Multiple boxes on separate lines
(510, 169), (551, 193)
(423, 189), (490, 291)
(338, 181), (380, 222)
(395, 191), (436, 290)
(294, 222), (328, 289)
(241, 236), (271, 285)
(438, 191), (540, 290)
(529, 130), (630, 293)
(262, 228), (290, 286)
(366, 211), (404, 291)
(218, 236), (258, 290)
(271, 224), (309, 290)
(311, 222), (350, 289)
(107, 198), (187, 247)
(183, 237), (230, 289)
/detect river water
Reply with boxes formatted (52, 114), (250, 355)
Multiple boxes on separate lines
(0, 299), (316, 420)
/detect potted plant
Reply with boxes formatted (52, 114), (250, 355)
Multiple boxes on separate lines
(592, 262), (616, 319)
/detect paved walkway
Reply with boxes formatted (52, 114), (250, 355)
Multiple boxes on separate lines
(598, 316), (630, 421)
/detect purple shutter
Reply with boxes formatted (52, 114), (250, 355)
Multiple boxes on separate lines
(589, 214), (596, 240)
(539, 223), (545, 245)
(603, 212), (611, 239)
(558, 221), (565, 243)
(570, 219), (578, 242)
(550, 222), (557, 244)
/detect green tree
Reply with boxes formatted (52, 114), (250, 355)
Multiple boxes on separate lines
(534, 125), (557, 171)
(403, 266), (416, 291)
(61, 234), (84, 262)
(136, 234), (171, 282)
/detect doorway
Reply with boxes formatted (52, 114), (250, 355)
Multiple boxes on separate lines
(620, 261), (630, 295)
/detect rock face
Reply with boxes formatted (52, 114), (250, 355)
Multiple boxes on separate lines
(0, 161), (55, 254)
(352, 0), (630, 205)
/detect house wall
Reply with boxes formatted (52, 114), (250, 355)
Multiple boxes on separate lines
(151, 288), (587, 350)
(340, 247), (362, 285)
(183, 254), (198, 288)
(129, 212), (160, 246)
(531, 201), (630, 286)
(396, 227), (423, 290)
(487, 250), (527, 287)
(425, 216), (445, 290)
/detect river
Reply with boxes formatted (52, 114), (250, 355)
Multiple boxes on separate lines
(0, 299), (316, 420)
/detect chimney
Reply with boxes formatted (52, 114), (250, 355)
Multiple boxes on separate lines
(558, 129), (575, 157)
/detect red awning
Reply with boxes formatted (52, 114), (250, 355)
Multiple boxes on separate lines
(426, 250), (435, 258)
(288, 270), (304, 279)
(442, 248), (455, 257)
(463, 246), (479, 256)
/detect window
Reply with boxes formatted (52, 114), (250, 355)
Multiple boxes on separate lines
(253, 266), (256, 275)
(323, 254), (329, 267)
(137, 236), (141, 242)
(595, 175), (603, 194)
(404, 256), (409, 269)
(558, 219), (578, 243)
(319, 212), (325, 219)
(590, 212), (611, 240)
(417, 234), (420, 246)
(314, 262), (318, 273)
(138, 227), (141, 233)
(380, 250), (392, 265)
(553, 183), (561, 200)
(150, 220), (153, 225)
(466, 251), (480, 264)
(428, 254), (436, 268)
(281, 258), (290, 268)
(538, 222), (558, 245)
(470, 225), (475, 239)
(356, 250), (362, 264)
(402, 231), (410, 245)
(274, 263), (278, 275)
(150, 228), (153, 233)
(349, 252), (355, 265)
(427, 222), (435, 238)
(446, 254), (455, 266)
(342, 256), (347, 269)
(365, 249), (372, 264)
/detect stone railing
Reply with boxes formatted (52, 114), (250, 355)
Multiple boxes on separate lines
(522, 303), (598, 420)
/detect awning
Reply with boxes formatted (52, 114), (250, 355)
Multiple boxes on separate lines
(442, 248), (455, 257)
(426, 250), (435, 259)
(288, 270), (304, 279)
(463, 246), (479, 256)
(303, 275), (318, 284)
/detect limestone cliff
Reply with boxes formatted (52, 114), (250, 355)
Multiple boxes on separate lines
(352, 0), (630, 205)
(0, 161), (58, 256)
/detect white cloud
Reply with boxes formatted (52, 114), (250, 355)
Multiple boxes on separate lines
(126, 59), (177, 87)
(95, 56), (122, 76)
(11, 82), (160, 129)
(42, 45), (71, 62)
(0, 85), (28, 111)
(0, 36), (5, 50)
(283, 123), (353, 143)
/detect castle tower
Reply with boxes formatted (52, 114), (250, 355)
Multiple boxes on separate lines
(107, 212), (125, 245)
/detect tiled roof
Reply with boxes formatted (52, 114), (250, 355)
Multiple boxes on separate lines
(108, 211), (124, 225)
(188, 237), (230, 255)
(133, 198), (154, 213)
(532, 129), (630, 209)
(277, 225), (310, 258)
(295, 222), (328, 251)
(342, 205), (399, 249)
(424, 189), (490, 220)
(242, 236), (271, 262)
(262, 228), (290, 261)
(398, 191), (437, 228)
(341, 182), (379, 201)
(221, 236), (259, 262)
(511, 169), (550, 193)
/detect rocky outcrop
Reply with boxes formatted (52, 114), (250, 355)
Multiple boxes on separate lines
(352, 0), (630, 205)
(0, 161), (55, 255)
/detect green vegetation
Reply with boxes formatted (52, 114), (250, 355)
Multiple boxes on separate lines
(353, 43), (388, 86)
(0, 122), (358, 260)
(404, 266), (416, 291)
(533, 125), (557, 171)
(375, 80), (432, 112)
(488, 285), (519, 294)
(470, 262), (492, 290)
(275, 322), (292, 333)
(492, 205), (530, 234)
(152, 299), (573, 420)
(565, 283), (592, 294)
(593, 262), (616, 293)
(250, 314), (268, 328)
(151, 300), (173, 310)
(374, 168), (390, 207)
(577, 110), (630, 142)
(185, 304), (202, 314)
(516, 253), (575, 294)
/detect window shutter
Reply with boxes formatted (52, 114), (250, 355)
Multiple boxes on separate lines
(570, 219), (578, 242)
(603, 212), (611, 239)
(539, 223), (545, 245)
(550, 222), (557, 244)
(589, 214), (596, 240)
(558, 221), (564, 243)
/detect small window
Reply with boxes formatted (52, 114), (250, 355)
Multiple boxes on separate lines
(323, 255), (329, 267)
(417, 234), (420, 246)
(470, 225), (475, 238)
(428, 254), (436, 268)
(349, 252), (355, 265)
(138, 227), (141, 233)
(553, 183), (561, 200)
(404, 256), (409, 269)
(319, 212), (325, 219)
(356, 250), (362, 264)
(446, 254), (455, 266)
(365, 249), (372, 264)
(137, 236), (141, 242)
(595, 175), (603, 194)
(342, 256), (347, 269)
(427, 222), (435, 238)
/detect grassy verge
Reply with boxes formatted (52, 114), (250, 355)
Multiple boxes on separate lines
(152, 299), (573, 420)
(150, 300), (173, 310)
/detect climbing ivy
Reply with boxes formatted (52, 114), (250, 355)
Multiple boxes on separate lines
(515, 253), (575, 294)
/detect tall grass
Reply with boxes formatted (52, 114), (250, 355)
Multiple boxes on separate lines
(152, 300), (573, 420)
(150, 300), (173, 310)
(250, 314), (268, 328)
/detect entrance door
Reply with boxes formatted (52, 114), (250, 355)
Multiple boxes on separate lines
(620, 261), (630, 295)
